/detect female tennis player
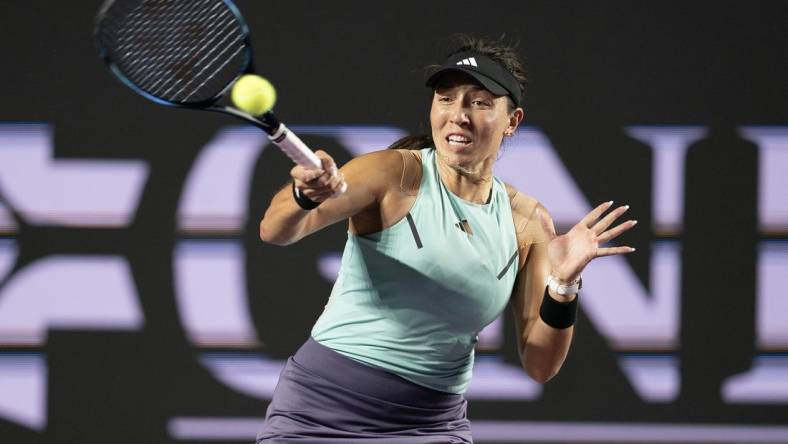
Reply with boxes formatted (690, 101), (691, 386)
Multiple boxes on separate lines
(256, 35), (636, 443)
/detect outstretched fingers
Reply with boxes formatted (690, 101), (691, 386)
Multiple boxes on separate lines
(596, 245), (637, 257)
(596, 219), (638, 243)
(591, 204), (630, 234)
(581, 201), (615, 228)
(585, 201), (638, 258)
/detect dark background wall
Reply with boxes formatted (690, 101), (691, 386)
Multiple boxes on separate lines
(1, 1), (787, 443)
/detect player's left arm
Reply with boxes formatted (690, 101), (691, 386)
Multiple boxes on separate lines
(510, 226), (574, 384)
(509, 200), (574, 384)
(507, 187), (637, 383)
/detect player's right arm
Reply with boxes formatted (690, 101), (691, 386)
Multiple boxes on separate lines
(259, 149), (401, 245)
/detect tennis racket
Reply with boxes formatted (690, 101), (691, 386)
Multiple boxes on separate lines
(95, 0), (342, 186)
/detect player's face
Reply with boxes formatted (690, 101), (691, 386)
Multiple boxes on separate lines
(430, 72), (519, 172)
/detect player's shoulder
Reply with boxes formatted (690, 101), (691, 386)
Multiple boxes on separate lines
(503, 182), (543, 218)
(348, 148), (420, 169)
(344, 148), (423, 194)
(503, 183), (553, 247)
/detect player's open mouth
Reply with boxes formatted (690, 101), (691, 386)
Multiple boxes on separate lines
(446, 134), (472, 147)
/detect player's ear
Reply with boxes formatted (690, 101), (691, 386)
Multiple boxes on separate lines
(506, 107), (524, 136)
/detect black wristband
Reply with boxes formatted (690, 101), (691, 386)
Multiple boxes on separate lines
(291, 181), (321, 210)
(539, 286), (578, 329)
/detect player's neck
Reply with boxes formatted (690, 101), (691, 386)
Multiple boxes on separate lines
(436, 156), (493, 204)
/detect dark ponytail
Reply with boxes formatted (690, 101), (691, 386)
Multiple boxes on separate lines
(387, 134), (433, 150)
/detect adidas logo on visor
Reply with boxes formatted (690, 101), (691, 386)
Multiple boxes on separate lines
(456, 57), (478, 67)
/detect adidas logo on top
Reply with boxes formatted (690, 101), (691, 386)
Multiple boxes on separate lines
(456, 57), (477, 67)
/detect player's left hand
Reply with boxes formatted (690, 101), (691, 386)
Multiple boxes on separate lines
(538, 201), (637, 282)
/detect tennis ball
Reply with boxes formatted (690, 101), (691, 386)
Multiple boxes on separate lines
(231, 74), (277, 116)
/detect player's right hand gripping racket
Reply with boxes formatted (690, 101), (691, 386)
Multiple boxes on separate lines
(95, 0), (345, 191)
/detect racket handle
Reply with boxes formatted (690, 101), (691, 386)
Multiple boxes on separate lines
(268, 123), (348, 194)
(268, 123), (321, 169)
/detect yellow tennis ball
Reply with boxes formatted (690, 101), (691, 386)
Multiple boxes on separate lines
(231, 74), (277, 116)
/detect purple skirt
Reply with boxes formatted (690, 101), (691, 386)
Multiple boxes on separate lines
(256, 337), (473, 443)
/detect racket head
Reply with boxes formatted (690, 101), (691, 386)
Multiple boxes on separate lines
(95, 0), (254, 108)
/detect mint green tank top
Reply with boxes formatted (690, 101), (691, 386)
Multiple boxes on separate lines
(311, 148), (519, 394)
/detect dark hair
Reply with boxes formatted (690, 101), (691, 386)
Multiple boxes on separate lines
(388, 34), (528, 150)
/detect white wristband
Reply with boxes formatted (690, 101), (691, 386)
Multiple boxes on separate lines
(546, 275), (582, 296)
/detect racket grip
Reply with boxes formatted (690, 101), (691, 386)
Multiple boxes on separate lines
(268, 123), (347, 194)
(268, 123), (322, 169)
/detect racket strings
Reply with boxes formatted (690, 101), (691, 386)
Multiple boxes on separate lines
(118, 0), (232, 90)
(110, 0), (193, 76)
(161, 12), (244, 100)
(130, 0), (241, 100)
(98, 0), (247, 104)
(120, 0), (211, 84)
(128, 1), (223, 92)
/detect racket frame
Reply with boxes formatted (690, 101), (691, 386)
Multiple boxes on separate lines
(94, 0), (324, 170)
